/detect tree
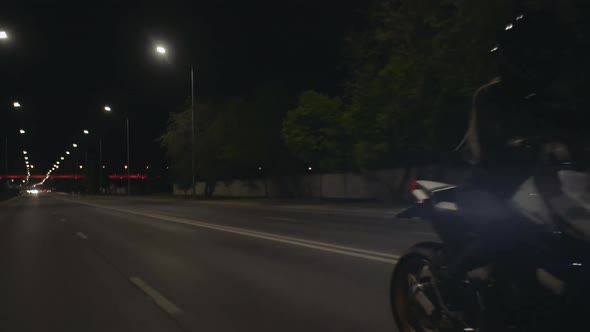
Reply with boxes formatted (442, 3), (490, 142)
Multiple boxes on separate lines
(160, 109), (192, 188)
(161, 86), (294, 194)
(282, 90), (351, 169)
(339, 0), (515, 168)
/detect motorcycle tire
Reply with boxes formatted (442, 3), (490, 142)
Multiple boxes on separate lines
(390, 242), (448, 332)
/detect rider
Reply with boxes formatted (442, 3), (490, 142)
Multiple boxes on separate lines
(452, 9), (585, 276)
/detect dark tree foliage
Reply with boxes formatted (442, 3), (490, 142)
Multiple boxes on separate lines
(162, 0), (588, 183)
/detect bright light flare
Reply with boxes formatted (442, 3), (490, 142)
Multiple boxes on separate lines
(104, 106), (112, 112)
(83, 129), (89, 134)
(156, 46), (166, 54)
(0, 31), (7, 39)
(19, 129), (25, 134)
(13, 101), (20, 108)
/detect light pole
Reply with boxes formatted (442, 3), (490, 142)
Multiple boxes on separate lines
(155, 45), (195, 196)
(103, 106), (130, 195)
(4, 101), (22, 177)
(126, 116), (130, 195)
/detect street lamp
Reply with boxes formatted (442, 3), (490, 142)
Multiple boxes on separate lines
(60, 156), (64, 160)
(22, 150), (27, 154)
(19, 129), (25, 134)
(13, 102), (20, 108)
(0, 31), (7, 39)
(83, 129), (89, 134)
(72, 143), (78, 148)
(155, 45), (196, 196)
(102, 105), (130, 195)
(24, 156), (28, 160)
(66, 151), (70, 155)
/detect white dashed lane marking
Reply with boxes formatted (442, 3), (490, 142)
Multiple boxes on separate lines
(129, 277), (183, 316)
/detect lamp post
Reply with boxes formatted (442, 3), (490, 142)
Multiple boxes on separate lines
(4, 101), (23, 177)
(155, 45), (195, 196)
(103, 106), (130, 195)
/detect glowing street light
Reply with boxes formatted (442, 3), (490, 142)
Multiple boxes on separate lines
(104, 106), (112, 112)
(13, 101), (20, 108)
(83, 129), (89, 134)
(0, 31), (7, 39)
(66, 151), (70, 155)
(30, 165), (34, 169)
(124, 165), (128, 169)
(60, 156), (64, 160)
(24, 156), (28, 160)
(22, 150), (27, 154)
(72, 143), (78, 148)
(19, 129), (25, 134)
(79, 165), (83, 169)
(56, 161), (60, 165)
(154, 42), (195, 196)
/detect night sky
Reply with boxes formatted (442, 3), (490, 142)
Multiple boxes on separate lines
(0, 0), (366, 176)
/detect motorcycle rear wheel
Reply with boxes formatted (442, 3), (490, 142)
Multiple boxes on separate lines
(390, 243), (451, 332)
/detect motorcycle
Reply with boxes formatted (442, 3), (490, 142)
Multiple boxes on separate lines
(390, 178), (590, 332)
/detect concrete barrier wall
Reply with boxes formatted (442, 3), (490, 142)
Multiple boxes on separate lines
(174, 166), (469, 200)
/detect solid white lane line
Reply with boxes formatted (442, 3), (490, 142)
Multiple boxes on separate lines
(76, 232), (88, 240)
(130, 277), (183, 316)
(60, 198), (399, 264)
(265, 216), (299, 222)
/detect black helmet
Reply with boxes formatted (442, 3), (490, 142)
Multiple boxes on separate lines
(492, 10), (574, 90)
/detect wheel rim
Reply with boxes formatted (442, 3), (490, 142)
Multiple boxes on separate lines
(392, 257), (439, 332)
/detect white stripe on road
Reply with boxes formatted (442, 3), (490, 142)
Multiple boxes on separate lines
(129, 277), (183, 316)
(60, 198), (400, 264)
(76, 232), (88, 240)
(265, 216), (299, 223)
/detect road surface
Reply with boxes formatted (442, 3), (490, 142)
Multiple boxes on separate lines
(0, 193), (438, 332)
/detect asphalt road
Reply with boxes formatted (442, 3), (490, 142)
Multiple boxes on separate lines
(0, 193), (438, 332)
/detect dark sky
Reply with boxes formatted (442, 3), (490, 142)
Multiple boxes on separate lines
(0, 0), (366, 176)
